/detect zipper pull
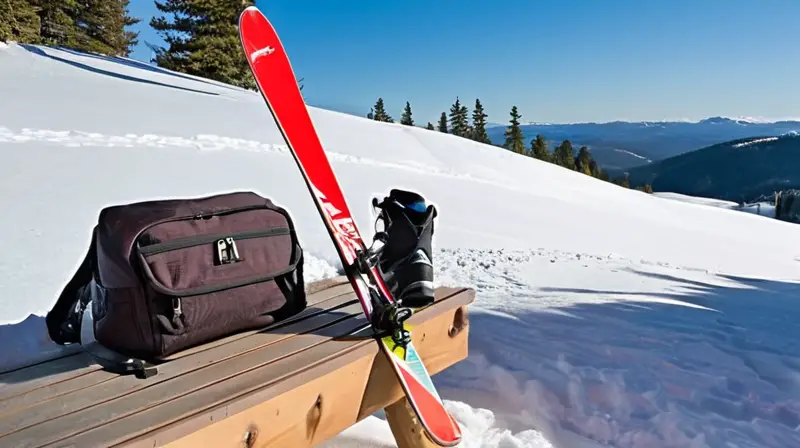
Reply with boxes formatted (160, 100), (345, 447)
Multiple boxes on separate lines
(216, 239), (229, 264)
(172, 297), (185, 332)
(215, 237), (241, 265)
(173, 297), (182, 317)
(225, 237), (241, 262)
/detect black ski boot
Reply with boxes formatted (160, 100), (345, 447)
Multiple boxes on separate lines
(371, 188), (438, 308)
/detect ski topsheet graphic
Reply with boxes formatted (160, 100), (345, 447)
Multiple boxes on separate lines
(238, 6), (461, 447)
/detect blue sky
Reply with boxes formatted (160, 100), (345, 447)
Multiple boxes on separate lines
(128, 0), (800, 125)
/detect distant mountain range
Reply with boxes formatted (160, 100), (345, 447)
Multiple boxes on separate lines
(626, 132), (800, 202)
(485, 117), (800, 171)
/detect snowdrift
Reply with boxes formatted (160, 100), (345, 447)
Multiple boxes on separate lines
(3, 42), (800, 447)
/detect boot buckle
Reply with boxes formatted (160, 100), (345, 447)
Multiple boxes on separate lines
(355, 231), (389, 271)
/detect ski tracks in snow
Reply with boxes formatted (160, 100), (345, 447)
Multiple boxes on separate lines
(0, 127), (503, 187)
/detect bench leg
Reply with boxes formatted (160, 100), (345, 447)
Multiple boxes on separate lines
(385, 397), (441, 448)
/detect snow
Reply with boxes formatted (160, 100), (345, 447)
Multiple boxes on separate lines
(739, 202), (777, 218)
(613, 148), (651, 162)
(722, 116), (800, 124)
(654, 192), (777, 218)
(3, 42), (800, 447)
(732, 137), (780, 148)
(652, 192), (742, 210)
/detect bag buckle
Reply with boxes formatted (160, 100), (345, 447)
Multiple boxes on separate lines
(215, 237), (242, 265)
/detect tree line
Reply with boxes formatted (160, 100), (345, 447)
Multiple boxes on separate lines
(367, 97), (652, 192)
(0, 0), (262, 89)
(0, 0), (140, 56)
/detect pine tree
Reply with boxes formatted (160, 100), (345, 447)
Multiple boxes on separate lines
(459, 100), (471, 137)
(448, 97), (470, 137)
(28, 0), (139, 55)
(370, 97), (393, 122)
(613, 174), (631, 188)
(531, 134), (549, 161)
(400, 101), (414, 126)
(115, 0), (140, 56)
(503, 106), (525, 154)
(589, 159), (600, 177)
(552, 139), (576, 169)
(0, 0), (41, 43)
(575, 146), (593, 175)
(470, 98), (491, 144)
(437, 112), (448, 133)
(151, 0), (256, 89)
(426, 122), (435, 130)
(595, 162), (610, 181)
(75, 0), (140, 56)
(38, 0), (81, 48)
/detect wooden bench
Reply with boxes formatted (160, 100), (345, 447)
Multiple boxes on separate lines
(0, 277), (474, 448)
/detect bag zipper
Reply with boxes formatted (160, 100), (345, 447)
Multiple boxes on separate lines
(132, 203), (301, 298)
(131, 202), (280, 250)
(138, 242), (302, 298)
(139, 227), (291, 256)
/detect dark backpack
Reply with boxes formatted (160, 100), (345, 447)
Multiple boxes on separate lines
(46, 191), (305, 377)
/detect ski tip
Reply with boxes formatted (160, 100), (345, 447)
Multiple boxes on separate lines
(240, 5), (262, 23)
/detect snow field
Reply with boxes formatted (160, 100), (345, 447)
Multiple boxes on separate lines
(2, 42), (800, 447)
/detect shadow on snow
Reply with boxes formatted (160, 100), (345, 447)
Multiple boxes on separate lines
(436, 268), (800, 448)
(19, 44), (221, 97)
(50, 45), (245, 93)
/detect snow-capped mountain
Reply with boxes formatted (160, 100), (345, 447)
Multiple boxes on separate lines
(486, 116), (800, 172)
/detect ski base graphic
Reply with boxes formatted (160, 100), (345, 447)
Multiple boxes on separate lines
(238, 5), (461, 447)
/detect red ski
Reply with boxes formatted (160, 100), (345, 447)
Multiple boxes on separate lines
(238, 6), (461, 447)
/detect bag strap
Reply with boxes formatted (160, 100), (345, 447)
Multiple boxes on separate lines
(79, 289), (158, 379)
(46, 226), (98, 345)
(45, 226), (158, 378)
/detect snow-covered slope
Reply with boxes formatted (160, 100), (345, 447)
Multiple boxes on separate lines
(3, 42), (800, 447)
(654, 192), (778, 220)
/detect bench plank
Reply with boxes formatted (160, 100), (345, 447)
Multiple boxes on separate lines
(1, 300), (365, 446)
(0, 353), (100, 403)
(0, 281), (355, 419)
(61, 324), (374, 447)
(0, 279), (353, 406)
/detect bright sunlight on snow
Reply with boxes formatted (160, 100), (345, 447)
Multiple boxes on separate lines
(2, 43), (800, 448)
